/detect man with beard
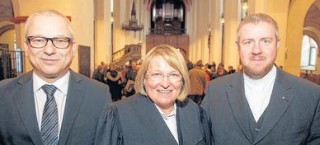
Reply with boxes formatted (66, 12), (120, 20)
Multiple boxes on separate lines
(202, 13), (320, 145)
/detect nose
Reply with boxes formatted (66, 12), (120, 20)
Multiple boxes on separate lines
(252, 40), (262, 55)
(159, 75), (170, 88)
(43, 40), (56, 55)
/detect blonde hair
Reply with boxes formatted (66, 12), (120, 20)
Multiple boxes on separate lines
(134, 45), (190, 101)
(236, 13), (279, 41)
(24, 9), (74, 38)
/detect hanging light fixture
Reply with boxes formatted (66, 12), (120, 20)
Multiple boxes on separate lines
(241, 0), (248, 20)
(122, 0), (144, 31)
(220, 14), (225, 24)
(242, 0), (248, 10)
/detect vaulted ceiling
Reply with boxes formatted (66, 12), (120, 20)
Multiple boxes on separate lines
(0, 0), (13, 21)
(0, 0), (14, 36)
(304, 0), (320, 44)
(1, 0), (320, 44)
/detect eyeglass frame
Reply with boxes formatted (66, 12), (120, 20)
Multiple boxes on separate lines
(145, 73), (182, 83)
(26, 36), (73, 49)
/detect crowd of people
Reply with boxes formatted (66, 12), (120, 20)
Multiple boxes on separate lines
(0, 9), (319, 145)
(186, 60), (242, 105)
(92, 61), (139, 101)
(93, 58), (243, 104)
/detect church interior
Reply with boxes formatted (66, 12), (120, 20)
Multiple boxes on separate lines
(0, 0), (319, 85)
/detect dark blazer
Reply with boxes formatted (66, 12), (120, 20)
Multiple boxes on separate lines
(0, 70), (112, 145)
(202, 67), (320, 145)
(95, 94), (212, 145)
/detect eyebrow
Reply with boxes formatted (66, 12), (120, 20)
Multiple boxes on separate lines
(241, 37), (274, 41)
(148, 70), (180, 74)
(29, 33), (72, 37)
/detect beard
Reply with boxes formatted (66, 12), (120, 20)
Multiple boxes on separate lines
(243, 61), (274, 79)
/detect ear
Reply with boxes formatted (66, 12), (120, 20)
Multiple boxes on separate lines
(235, 41), (241, 51)
(71, 41), (78, 54)
(276, 39), (280, 49)
(22, 42), (29, 57)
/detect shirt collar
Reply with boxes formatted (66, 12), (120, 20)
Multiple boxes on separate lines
(33, 71), (70, 95)
(155, 103), (177, 118)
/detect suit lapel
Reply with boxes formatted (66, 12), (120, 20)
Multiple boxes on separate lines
(15, 72), (44, 145)
(226, 73), (254, 143)
(59, 71), (85, 145)
(177, 101), (203, 145)
(254, 69), (293, 143)
(142, 96), (178, 145)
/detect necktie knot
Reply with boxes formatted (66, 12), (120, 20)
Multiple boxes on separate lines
(42, 85), (57, 99)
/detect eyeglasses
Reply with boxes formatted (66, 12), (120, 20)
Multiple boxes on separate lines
(237, 38), (276, 49)
(26, 36), (73, 49)
(146, 73), (182, 83)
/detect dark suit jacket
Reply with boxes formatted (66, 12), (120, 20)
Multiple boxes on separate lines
(202, 67), (320, 145)
(0, 70), (112, 145)
(95, 94), (212, 145)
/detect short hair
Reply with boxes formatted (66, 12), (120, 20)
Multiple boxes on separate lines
(24, 9), (74, 38)
(134, 45), (190, 101)
(236, 13), (279, 41)
(218, 63), (224, 67)
(195, 60), (203, 67)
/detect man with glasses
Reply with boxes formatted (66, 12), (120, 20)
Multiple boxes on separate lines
(0, 9), (112, 145)
(202, 13), (320, 145)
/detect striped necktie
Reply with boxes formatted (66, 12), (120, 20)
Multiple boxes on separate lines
(41, 84), (59, 145)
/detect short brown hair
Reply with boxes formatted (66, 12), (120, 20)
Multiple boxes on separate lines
(134, 45), (190, 101)
(236, 13), (279, 41)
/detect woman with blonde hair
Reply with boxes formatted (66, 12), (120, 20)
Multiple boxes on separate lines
(95, 45), (212, 145)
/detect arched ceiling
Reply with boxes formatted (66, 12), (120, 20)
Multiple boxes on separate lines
(304, 1), (320, 29)
(1, 0), (320, 45)
(0, 0), (13, 21)
(304, 0), (320, 46)
(0, 0), (14, 36)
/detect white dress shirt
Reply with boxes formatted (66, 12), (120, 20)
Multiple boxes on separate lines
(244, 65), (276, 122)
(33, 71), (70, 136)
(155, 103), (179, 144)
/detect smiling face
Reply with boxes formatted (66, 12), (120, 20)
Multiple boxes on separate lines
(237, 22), (279, 79)
(23, 14), (77, 83)
(144, 55), (183, 113)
